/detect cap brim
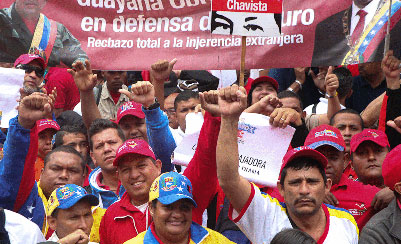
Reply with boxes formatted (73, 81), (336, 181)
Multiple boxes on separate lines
(58, 194), (99, 210)
(352, 138), (388, 153)
(307, 141), (344, 152)
(158, 194), (197, 208)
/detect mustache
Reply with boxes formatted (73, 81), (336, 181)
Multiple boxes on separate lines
(294, 197), (316, 205)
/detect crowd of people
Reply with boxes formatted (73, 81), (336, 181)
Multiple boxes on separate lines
(0, 46), (401, 244)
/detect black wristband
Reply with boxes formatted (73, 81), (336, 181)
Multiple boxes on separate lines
(144, 98), (160, 110)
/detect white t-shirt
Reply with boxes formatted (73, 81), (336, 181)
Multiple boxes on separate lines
(304, 98), (346, 115)
(229, 184), (359, 244)
(3, 209), (46, 244)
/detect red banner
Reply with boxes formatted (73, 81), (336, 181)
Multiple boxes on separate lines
(212, 0), (282, 13)
(1, 0), (400, 70)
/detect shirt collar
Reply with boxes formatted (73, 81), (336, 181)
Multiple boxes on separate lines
(331, 174), (349, 190)
(352, 0), (380, 18)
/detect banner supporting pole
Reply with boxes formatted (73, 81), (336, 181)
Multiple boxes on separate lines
(384, 0), (393, 55)
(239, 36), (247, 87)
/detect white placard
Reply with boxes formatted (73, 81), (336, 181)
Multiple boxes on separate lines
(172, 113), (204, 166)
(0, 68), (24, 128)
(172, 112), (295, 187)
(238, 112), (295, 187)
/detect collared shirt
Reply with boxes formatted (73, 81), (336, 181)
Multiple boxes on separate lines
(98, 82), (130, 120)
(331, 174), (380, 230)
(229, 184), (359, 244)
(350, 0), (381, 35)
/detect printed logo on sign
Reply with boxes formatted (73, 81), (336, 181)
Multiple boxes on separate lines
(315, 129), (338, 138)
(238, 122), (257, 134)
(161, 177), (177, 191)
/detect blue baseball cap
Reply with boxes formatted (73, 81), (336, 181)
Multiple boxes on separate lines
(149, 172), (197, 207)
(47, 184), (98, 216)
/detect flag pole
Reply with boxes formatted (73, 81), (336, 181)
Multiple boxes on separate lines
(384, 0), (393, 54)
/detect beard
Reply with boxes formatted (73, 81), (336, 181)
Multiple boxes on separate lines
(23, 84), (41, 95)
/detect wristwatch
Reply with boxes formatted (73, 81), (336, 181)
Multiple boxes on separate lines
(144, 98), (160, 110)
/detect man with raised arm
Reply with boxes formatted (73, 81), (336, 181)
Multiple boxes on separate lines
(216, 85), (359, 243)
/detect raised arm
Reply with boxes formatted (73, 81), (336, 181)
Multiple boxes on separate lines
(217, 85), (252, 213)
(150, 59), (177, 110)
(0, 92), (52, 227)
(319, 66), (341, 125)
(68, 60), (101, 128)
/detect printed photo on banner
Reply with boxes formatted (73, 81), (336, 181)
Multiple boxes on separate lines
(312, 0), (401, 66)
(210, 0), (282, 36)
(0, 0), (88, 68)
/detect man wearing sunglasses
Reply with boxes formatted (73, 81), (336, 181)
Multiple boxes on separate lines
(14, 53), (45, 95)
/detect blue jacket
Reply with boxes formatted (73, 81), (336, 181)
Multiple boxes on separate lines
(88, 167), (125, 209)
(0, 116), (45, 231)
(143, 107), (175, 172)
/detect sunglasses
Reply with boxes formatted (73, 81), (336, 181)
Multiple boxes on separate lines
(16, 64), (45, 78)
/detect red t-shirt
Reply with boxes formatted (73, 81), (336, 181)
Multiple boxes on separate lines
(110, 91), (121, 105)
(331, 174), (380, 230)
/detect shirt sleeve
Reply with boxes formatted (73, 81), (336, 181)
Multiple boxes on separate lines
(228, 184), (291, 244)
(143, 107), (175, 173)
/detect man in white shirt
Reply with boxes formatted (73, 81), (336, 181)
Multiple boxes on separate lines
(216, 85), (359, 243)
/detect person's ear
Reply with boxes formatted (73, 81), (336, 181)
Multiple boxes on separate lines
(277, 181), (284, 197)
(325, 178), (332, 194)
(47, 215), (57, 231)
(394, 182), (401, 195)
(149, 203), (155, 217)
(155, 159), (162, 175)
(90, 151), (98, 167)
(302, 111), (306, 119)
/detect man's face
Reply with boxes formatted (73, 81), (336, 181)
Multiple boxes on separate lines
(90, 128), (124, 173)
(175, 98), (200, 132)
(332, 113), (363, 154)
(19, 60), (44, 93)
(150, 199), (193, 240)
(40, 152), (85, 198)
(48, 200), (93, 239)
(280, 97), (305, 118)
(118, 115), (148, 141)
(251, 82), (277, 105)
(316, 146), (345, 186)
(165, 93), (179, 129)
(15, 0), (46, 18)
(38, 128), (56, 159)
(351, 141), (389, 185)
(103, 71), (127, 93)
(279, 167), (330, 218)
(117, 155), (161, 205)
(358, 62), (382, 78)
(62, 133), (89, 162)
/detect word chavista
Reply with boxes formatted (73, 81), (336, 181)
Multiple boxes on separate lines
(227, 0), (269, 12)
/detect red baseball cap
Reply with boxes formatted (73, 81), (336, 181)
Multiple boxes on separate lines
(37, 119), (60, 133)
(113, 139), (156, 166)
(14, 54), (46, 69)
(304, 125), (346, 152)
(382, 145), (401, 191)
(246, 76), (279, 94)
(116, 101), (145, 124)
(350, 129), (389, 153)
(280, 146), (328, 176)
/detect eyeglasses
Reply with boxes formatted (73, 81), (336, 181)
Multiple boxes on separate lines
(16, 64), (45, 78)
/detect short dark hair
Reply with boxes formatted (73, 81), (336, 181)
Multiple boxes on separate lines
(329, 108), (364, 129)
(53, 124), (88, 149)
(332, 67), (352, 99)
(174, 91), (199, 110)
(271, 229), (317, 244)
(277, 90), (304, 110)
(280, 157), (327, 186)
(44, 145), (85, 172)
(88, 119), (125, 151)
